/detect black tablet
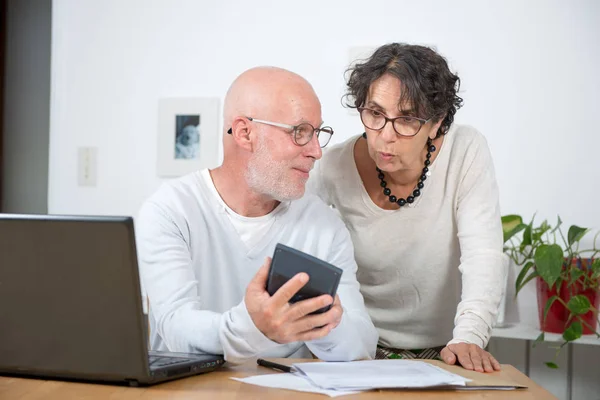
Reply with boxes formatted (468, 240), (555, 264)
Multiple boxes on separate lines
(266, 243), (343, 314)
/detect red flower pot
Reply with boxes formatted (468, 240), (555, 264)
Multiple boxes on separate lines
(536, 258), (600, 334)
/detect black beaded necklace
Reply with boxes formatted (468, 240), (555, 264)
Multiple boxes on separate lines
(362, 132), (436, 207)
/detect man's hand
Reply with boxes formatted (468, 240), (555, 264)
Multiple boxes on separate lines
(440, 343), (501, 372)
(245, 257), (343, 344)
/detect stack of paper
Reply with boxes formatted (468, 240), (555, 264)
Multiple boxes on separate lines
(233, 359), (471, 397)
(292, 360), (469, 391)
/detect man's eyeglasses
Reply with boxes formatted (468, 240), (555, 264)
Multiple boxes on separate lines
(227, 117), (334, 148)
(357, 107), (433, 137)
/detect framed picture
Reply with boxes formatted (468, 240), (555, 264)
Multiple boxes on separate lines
(157, 97), (220, 177)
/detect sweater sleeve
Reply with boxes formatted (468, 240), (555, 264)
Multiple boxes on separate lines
(136, 199), (278, 362)
(449, 134), (508, 348)
(305, 219), (379, 360)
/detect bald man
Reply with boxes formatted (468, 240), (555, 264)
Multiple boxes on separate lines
(136, 67), (377, 364)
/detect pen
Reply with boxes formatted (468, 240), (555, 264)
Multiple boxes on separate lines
(256, 358), (293, 373)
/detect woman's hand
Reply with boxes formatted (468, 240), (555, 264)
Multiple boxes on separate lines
(440, 343), (501, 372)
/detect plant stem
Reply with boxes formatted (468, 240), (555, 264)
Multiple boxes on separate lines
(552, 298), (600, 338)
(576, 316), (600, 338)
(557, 225), (573, 260)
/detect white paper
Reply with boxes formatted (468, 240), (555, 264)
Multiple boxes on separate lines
(292, 360), (470, 390)
(231, 373), (363, 397)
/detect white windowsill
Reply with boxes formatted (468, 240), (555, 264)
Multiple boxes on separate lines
(493, 323), (600, 346)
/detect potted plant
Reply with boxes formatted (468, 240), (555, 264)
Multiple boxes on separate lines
(501, 214), (600, 367)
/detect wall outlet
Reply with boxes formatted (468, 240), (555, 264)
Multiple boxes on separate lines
(77, 147), (97, 187)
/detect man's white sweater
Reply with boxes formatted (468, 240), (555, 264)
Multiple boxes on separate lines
(136, 170), (378, 364)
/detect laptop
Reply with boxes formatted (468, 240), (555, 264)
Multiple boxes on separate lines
(0, 214), (225, 386)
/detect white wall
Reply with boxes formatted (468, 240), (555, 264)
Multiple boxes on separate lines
(2, 0), (51, 213)
(50, 0), (600, 239)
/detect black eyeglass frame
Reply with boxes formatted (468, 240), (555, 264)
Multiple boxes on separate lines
(357, 107), (434, 137)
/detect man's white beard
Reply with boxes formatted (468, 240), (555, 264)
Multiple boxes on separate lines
(246, 136), (305, 202)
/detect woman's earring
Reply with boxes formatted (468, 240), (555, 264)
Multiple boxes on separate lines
(362, 132), (367, 139)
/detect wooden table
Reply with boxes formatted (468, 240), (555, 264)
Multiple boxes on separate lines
(0, 359), (557, 399)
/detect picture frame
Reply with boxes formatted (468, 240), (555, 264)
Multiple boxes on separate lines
(157, 97), (220, 177)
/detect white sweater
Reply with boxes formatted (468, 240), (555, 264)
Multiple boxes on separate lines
(136, 171), (378, 364)
(306, 124), (507, 349)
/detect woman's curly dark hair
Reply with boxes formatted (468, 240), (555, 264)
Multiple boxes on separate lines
(344, 43), (463, 138)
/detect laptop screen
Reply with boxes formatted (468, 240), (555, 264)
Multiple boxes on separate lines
(0, 215), (150, 380)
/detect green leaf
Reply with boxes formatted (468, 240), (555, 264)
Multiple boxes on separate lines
(516, 270), (539, 296)
(501, 215), (522, 231)
(591, 259), (600, 280)
(515, 261), (534, 295)
(501, 215), (526, 243)
(532, 220), (551, 242)
(521, 224), (532, 249)
(501, 215), (522, 226)
(534, 244), (564, 288)
(567, 225), (588, 246)
(567, 295), (591, 315)
(506, 224), (527, 244)
(562, 321), (583, 342)
(545, 362), (559, 369)
(569, 268), (584, 286)
(533, 332), (545, 348)
(543, 295), (560, 322)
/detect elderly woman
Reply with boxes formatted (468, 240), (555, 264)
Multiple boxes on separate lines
(307, 43), (507, 372)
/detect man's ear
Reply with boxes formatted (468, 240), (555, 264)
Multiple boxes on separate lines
(229, 117), (254, 151)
